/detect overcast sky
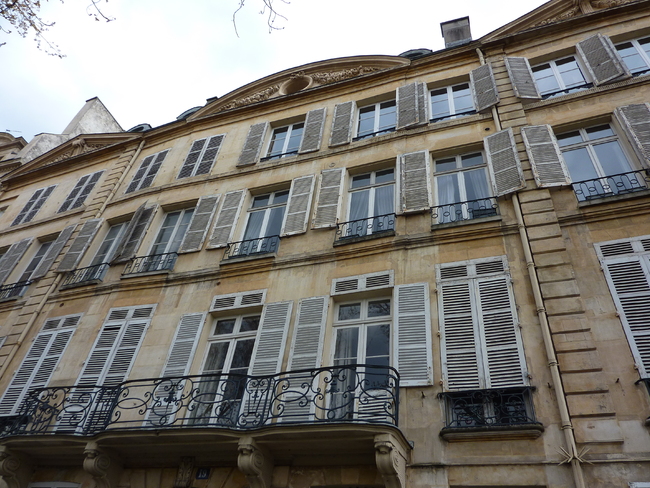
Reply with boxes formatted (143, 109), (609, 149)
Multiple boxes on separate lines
(0, 0), (549, 142)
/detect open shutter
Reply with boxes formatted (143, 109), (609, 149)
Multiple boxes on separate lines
(329, 101), (355, 147)
(238, 122), (269, 166)
(299, 108), (326, 154)
(576, 34), (630, 86)
(250, 301), (292, 376)
(312, 168), (344, 229)
(470, 63), (499, 112)
(111, 204), (158, 263)
(57, 219), (103, 272)
(0, 237), (34, 284)
(614, 104), (650, 168)
(396, 82), (428, 129)
(484, 128), (526, 196)
(178, 195), (221, 253)
(397, 150), (432, 213)
(394, 283), (433, 386)
(521, 125), (570, 187)
(504, 57), (541, 99)
(288, 296), (328, 370)
(30, 224), (77, 280)
(281, 175), (315, 236)
(207, 190), (245, 248)
(161, 313), (206, 377)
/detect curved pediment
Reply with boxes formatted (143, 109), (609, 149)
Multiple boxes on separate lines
(191, 55), (411, 119)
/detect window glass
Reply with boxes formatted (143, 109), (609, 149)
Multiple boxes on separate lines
(430, 83), (476, 122)
(344, 168), (395, 237)
(356, 100), (396, 140)
(532, 56), (588, 97)
(267, 123), (304, 159)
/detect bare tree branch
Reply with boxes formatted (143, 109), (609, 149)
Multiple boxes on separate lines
(233, 0), (289, 38)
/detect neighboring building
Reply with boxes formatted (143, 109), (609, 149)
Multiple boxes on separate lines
(1, 1), (650, 487)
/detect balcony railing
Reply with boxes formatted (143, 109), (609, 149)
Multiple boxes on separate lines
(0, 280), (30, 300)
(260, 151), (298, 162)
(61, 263), (110, 287)
(224, 236), (280, 259)
(541, 82), (593, 99)
(353, 127), (396, 142)
(431, 197), (498, 225)
(430, 109), (477, 124)
(572, 169), (649, 201)
(0, 365), (399, 438)
(335, 213), (395, 242)
(123, 252), (178, 275)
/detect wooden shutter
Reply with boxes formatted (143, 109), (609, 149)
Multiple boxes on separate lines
(111, 204), (158, 263)
(12, 185), (56, 226)
(484, 128), (526, 196)
(178, 135), (225, 179)
(0, 237), (34, 284)
(329, 101), (355, 147)
(312, 168), (344, 229)
(59, 171), (103, 213)
(288, 296), (328, 370)
(161, 313), (206, 377)
(207, 190), (245, 248)
(332, 270), (394, 296)
(394, 283), (433, 386)
(521, 125), (571, 187)
(397, 150), (432, 213)
(299, 108), (326, 154)
(178, 139), (206, 179)
(126, 151), (169, 193)
(210, 289), (266, 313)
(281, 175), (315, 236)
(396, 82), (428, 130)
(249, 301), (292, 376)
(30, 224), (77, 280)
(614, 104), (650, 168)
(504, 57), (541, 99)
(196, 135), (224, 175)
(238, 122), (269, 166)
(178, 195), (221, 253)
(470, 63), (499, 112)
(57, 219), (103, 272)
(576, 34), (630, 86)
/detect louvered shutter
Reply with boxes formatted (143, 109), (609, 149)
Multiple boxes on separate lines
(12, 185), (56, 226)
(30, 224), (77, 280)
(329, 102), (355, 146)
(178, 135), (225, 179)
(396, 82), (428, 130)
(59, 171), (103, 213)
(299, 108), (326, 154)
(394, 283), (433, 386)
(614, 104), (650, 168)
(238, 122), (269, 166)
(576, 34), (630, 86)
(58, 175), (88, 213)
(521, 125), (571, 187)
(250, 301), (292, 376)
(397, 151), (432, 213)
(57, 219), (103, 272)
(288, 296), (328, 370)
(178, 195), (221, 253)
(140, 150), (168, 190)
(126, 155), (155, 193)
(178, 139), (207, 179)
(332, 270), (394, 296)
(312, 168), (344, 229)
(470, 63), (499, 112)
(111, 204), (158, 263)
(0, 237), (34, 284)
(504, 57), (541, 99)
(484, 128), (526, 196)
(126, 151), (169, 193)
(281, 175), (315, 236)
(207, 190), (245, 248)
(196, 135), (224, 175)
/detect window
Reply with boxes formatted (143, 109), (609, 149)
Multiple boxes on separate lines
(556, 123), (643, 200)
(616, 37), (650, 75)
(433, 152), (495, 223)
(125, 150), (169, 193)
(430, 83), (475, 122)
(232, 190), (288, 257)
(58, 171), (103, 213)
(265, 123), (304, 160)
(532, 56), (590, 98)
(17, 241), (53, 284)
(11, 185), (56, 226)
(178, 135), (224, 178)
(355, 100), (396, 140)
(65, 222), (128, 283)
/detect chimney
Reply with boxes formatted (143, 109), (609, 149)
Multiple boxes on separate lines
(441, 17), (472, 49)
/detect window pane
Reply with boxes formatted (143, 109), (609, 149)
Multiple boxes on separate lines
(431, 89), (451, 119)
(204, 342), (229, 373)
(375, 169), (395, 184)
(272, 190), (290, 205)
(437, 173), (461, 205)
(265, 206), (285, 236)
(368, 299), (390, 317)
(252, 195), (270, 208)
(240, 316), (260, 332)
(286, 123), (304, 153)
(556, 57), (585, 88)
(436, 157), (457, 172)
(452, 84), (473, 113)
(365, 324), (390, 359)
(557, 131), (583, 147)
(378, 101), (396, 131)
(349, 189), (370, 221)
(169, 209), (194, 253)
(334, 327), (359, 364)
(374, 184), (394, 216)
(351, 173), (371, 189)
(461, 153), (483, 168)
(230, 339), (255, 370)
(92, 223), (124, 265)
(215, 319), (236, 335)
(463, 168), (491, 201)
(358, 107), (376, 136)
(243, 211), (265, 240)
(563, 147), (599, 181)
(532, 64), (560, 94)
(338, 303), (361, 321)
(593, 141), (631, 176)
(617, 42), (647, 73)
(585, 125), (614, 140)
(268, 127), (288, 157)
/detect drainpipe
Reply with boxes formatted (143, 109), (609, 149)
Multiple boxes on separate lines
(476, 47), (586, 488)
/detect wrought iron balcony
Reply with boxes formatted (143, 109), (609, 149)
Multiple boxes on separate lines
(572, 169), (649, 201)
(0, 280), (30, 300)
(260, 151), (298, 162)
(541, 82), (593, 99)
(123, 252), (178, 275)
(224, 236), (280, 259)
(0, 365), (399, 438)
(430, 109), (477, 124)
(430, 197), (498, 225)
(61, 263), (110, 287)
(353, 127), (396, 141)
(335, 213), (395, 242)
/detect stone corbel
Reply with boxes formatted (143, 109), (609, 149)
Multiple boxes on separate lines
(83, 441), (123, 488)
(374, 433), (408, 488)
(237, 436), (273, 488)
(0, 446), (32, 488)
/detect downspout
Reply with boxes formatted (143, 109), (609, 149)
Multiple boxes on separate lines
(475, 47), (586, 488)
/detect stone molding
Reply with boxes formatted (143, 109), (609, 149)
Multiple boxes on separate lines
(0, 446), (32, 488)
(374, 433), (408, 488)
(237, 436), (273, 488)
(83, 441), (123, 488)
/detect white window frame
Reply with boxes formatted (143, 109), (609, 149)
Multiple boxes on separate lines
(616, 36), (650, 75)
(345, 168), (396, 234)
(532, 55), (590, 97)
(265, 122), (305, 160)
(150, 208), (195, 257)
(429, 82), (476, 122)
(237, 190), (289, 254)
(355, 100), (397, 140)
(90, 222), (128, 267)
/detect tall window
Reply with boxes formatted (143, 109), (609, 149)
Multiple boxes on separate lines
(532, 56), (590, 98)
(344, 169), (395, 237)
(236, 190), (288, 255)
(139, 208), (194, 271)
(18, 241), (53, 284)
(616, 37), (650, 75)
(125, 150), (169, 194)
(266, 123), (304, 160)
(430, 83), (475, 122)
(58, 171), (103, 213)
(91, 223), (128, 267)
(12, 185), (56, 226)
(355, 101), (396, 140)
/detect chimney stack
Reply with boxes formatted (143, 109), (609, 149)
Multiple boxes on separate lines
(441, 17), (472, 49)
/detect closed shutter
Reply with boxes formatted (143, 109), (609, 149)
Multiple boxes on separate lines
(0, 237), (34, 284)
(329, 101), (355, 147)
(614, 104), (650, 168)
(238, 122), (269, 166)
(288, 296), (328, 370)
(178, 195), (221, 253)
(12, 185), (56, 226)
(111, 204), (158, 263)
(210, 289), (266, 312)
(331, 270), (394, 296)
(250, 301), (292, 376)
(312, 168), (344, 229)
(504, 57), (541, 99)
(394, 283), (433, 386)
(470, 63), (499, 112)
(521, 125), (571, 187)
(30, 224), (77, 280)
(195, 135), (225, 175)
(576, 34), (630, 86)
(126, 150), (169, 193)
(396, 82), (428, 129)
(57, 219), (103, 272)
(207, 190), (245, 248)
(397, 150), (432, 213)
(299, 108), (326, 154)
(484, 128), (526, 196)
(281, 175), (315, 236)
(178, 139), (206, 179)
(58, 171), (104, 213)
(178, 135), (225, 179)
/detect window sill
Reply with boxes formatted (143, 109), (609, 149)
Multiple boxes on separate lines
(333, 230), (396, 247)
(0, 295), (23, 304)
(121, 269), (171, 279)
(440, 423), (544, 442)
(431, 214), (502, 230)
(577, 187), (650, 208)
(59, 279), (103, 290)
(221, 252), (277, 264)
